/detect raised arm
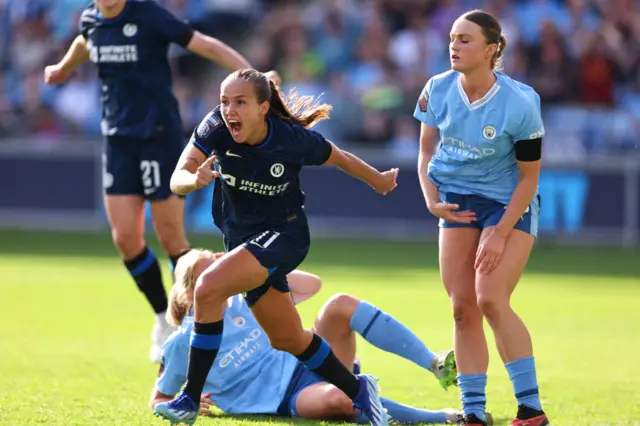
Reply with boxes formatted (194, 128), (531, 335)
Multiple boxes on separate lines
(44, 35), (90, 85)
(186, 32), (252, 71)
(323, 142), (398, 195)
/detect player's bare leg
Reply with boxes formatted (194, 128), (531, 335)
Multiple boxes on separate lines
(440, 227), (491, 425)
(105, 194), (172, 362)
(476, 227), (548, 426)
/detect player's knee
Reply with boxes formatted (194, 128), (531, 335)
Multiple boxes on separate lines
(322, 293), (360, 319)
(193, 270), (226, 305)
(154, 221), (187, 255)
(476, 293), (508, 323)
(451, 296), (482, 329)
(323, 388), (354, 417)
(111, 228), (144, 259)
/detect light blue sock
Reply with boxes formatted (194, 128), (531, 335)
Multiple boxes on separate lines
(505, 356), (542, 411)
(350, 301), (436, 371)
(458, 373), (487, 421)
(353, 397), (448, 424)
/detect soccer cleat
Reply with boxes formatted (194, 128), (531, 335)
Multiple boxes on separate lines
(443, 408), (464, 424)
(457, 413), (490, 426)
(453, 412), (494, 425)
(511, 405), (550, 426)
(154, 393), (199, 425)
(150, 316), (175, 363)
(352, 374), (390, 425)
(431, 349), (458, 390)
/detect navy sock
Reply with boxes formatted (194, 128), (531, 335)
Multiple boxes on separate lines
(183, 320), (223, 402)
(506, 356), (542, 411)
(458, 373), (487, 421)
(350, 301), (436, 371)
(124, 246), (167, 314)
(296, 333), (360, 399)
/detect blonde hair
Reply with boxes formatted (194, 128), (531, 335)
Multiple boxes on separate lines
(167, 249), (218, 326)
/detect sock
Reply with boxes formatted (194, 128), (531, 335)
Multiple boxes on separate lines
(169, 249), (191, 280)
(183, 320), (223, 402)
(124, 246), (167, 314)
(354, 397), (447, 424)
(505, 356), (542, 411)
(296, 333), (360, 399)
(458, 373), (487, 421)
(350, 301), (436, 371)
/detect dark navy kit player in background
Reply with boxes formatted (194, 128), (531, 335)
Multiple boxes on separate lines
(153, 69), (399, 425)
(43, 0), (279, 363)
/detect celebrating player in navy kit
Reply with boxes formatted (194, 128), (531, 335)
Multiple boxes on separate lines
(153, 69), (398, 425)
(414, 10), (549, 426)
(43, 0), (273, 363)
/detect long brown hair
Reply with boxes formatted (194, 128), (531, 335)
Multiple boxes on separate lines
(462, 10), (507, 70)
(226, 69), (332, 128)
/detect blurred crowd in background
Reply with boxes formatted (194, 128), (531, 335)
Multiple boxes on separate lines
(0, 0), (638, 160)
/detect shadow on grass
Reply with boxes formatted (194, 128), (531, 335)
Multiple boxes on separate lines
(1, 230), (639, 278)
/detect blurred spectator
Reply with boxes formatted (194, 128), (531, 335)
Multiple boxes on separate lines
(0, 0), (637, 158)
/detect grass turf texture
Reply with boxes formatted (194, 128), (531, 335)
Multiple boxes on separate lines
(0, 230), (638, 425)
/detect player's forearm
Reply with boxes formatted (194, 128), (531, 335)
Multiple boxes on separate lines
(495, 176), (538, 237)
(335, 150), (383, 188)
(189, 33), (251, 71)
(59, 35), (90, 73)
(287, 271), (322, 305)
(418, 152), (439, 208)
(170, 170), (198, 195)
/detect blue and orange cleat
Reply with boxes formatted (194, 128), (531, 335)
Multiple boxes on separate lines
(352, 374), (390, 425)
(154, 393), (199, 425)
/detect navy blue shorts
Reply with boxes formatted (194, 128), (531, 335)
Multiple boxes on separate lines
(102, 128), (185, 201)
(439, 192), (541, 238)
(224, 212), (310, 307)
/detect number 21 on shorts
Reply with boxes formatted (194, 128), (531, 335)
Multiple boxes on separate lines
(140, 160), (160, 194)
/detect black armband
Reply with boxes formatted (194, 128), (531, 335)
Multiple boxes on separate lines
(515, 138), (542, 161)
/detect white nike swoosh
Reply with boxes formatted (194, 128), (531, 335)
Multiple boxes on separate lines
(226, 150), (242, 158)
(144, 188), (157, 195)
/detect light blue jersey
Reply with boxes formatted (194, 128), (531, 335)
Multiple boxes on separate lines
(156, 295), (299, 414)
(414, 70), (545, 205)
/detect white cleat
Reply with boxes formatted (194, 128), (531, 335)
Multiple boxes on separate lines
(150, 314), (175, 363)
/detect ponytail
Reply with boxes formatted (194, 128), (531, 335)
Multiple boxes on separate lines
(267, 80), (332, 128)
(225, 69), (332, 129)
(492, 34), (507, 70)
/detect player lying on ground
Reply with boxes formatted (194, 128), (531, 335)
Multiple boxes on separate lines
(149, 249), (481, 424)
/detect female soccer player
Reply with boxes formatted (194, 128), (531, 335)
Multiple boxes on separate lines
(151, 249), (465, 425)
(414, 9), (549, 426)
(43, 0), (277, 363)
(154, 69), (399, 425)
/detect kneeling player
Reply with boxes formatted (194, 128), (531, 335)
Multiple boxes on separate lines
(149, 249), (482, 424)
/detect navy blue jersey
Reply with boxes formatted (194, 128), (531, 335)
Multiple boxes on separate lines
(79, 0), (194, 138)
(190, 108), (332, 237)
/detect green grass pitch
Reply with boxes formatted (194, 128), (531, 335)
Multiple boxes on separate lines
(0, 230), (639, 425)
